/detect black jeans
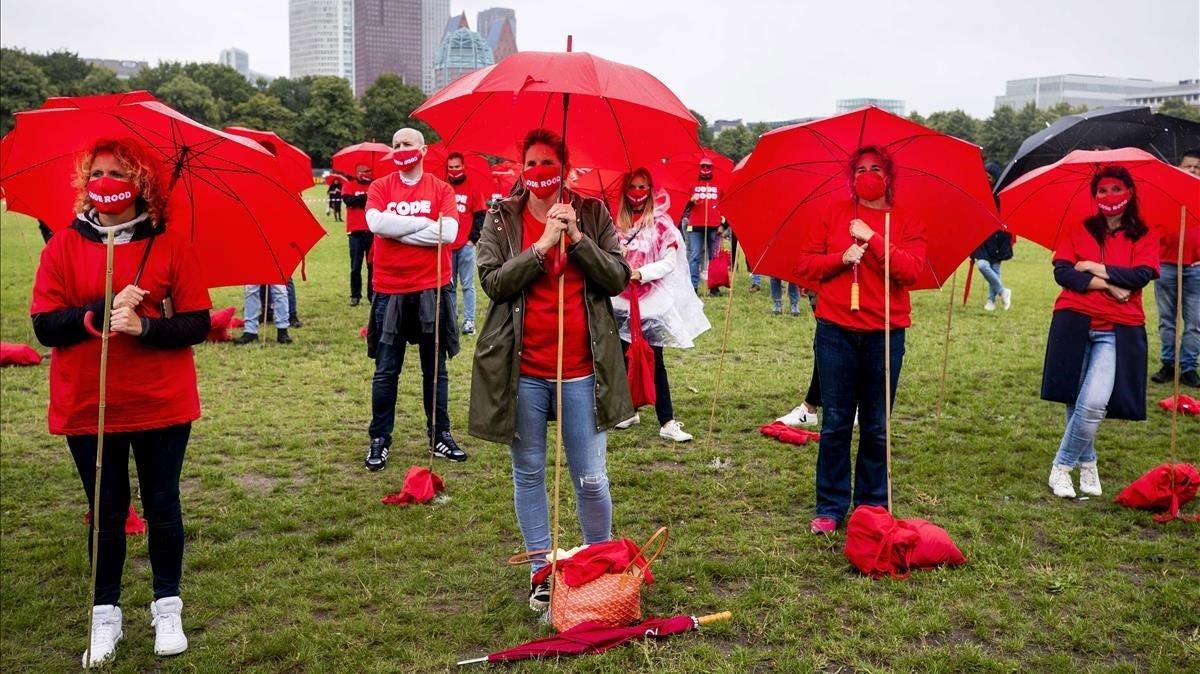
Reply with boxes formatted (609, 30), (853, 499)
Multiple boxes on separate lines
(369, 294), (450, 443)
(348, 231), (374, 301)
(622, 341), (674, 425)
(67, 423), (190, 606)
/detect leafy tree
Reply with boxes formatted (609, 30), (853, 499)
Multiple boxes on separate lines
(75, 67), (129, 96)
(924, 109), (979, 144)
(267, 76), (316, 115)
(1155, 98), (1200, 123)
(27, 50), (92, 95)
(712, 124), (757, 163)
(127, 61), (187, 93)
(689, 108), (714, 148)
(979, 105), (1026, 165)
(361, 74), (435, 143)
(1, 49), (52, 134)
(908, 111), (928, 126)
(184, 63), (255, 110)
(293, 76), (363, 165)
(157, 75), (220, 126)
(229, 93), (298, 137)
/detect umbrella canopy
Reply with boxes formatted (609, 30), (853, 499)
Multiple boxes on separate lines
(995, 106), (1200, 192)
(999, 148), (1200, 252)
(412, 50), (700, 171)
(568, 165), (689, 216)
(468, 615), (701, 664)
(662, 151), (734, 222)
(224, 126), (313, 193)
(491, 160), (520, 200)
(420, 142), (492, 180)
(331, 141), (395, 178)
(723, 106), (1000, 290)
(0, 91), (324, 287)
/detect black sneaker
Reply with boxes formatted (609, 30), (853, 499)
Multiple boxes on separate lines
(349, 297), (360, 307)
(276, 328), (293, 344)
(1151, 364), (1174, 383)
(430, 431), (468, 462)
(528, 578), (551, 612)
(289, 315), (303, 328)
(462, 320), (475, 335)
(364, 437), (389, 471)
(232, 332), (259, 345)
(1182, 370), (1200, 388)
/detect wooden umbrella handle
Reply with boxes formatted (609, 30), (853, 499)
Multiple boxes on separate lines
(697, 611), (733, 626)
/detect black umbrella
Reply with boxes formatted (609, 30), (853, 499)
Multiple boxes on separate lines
(994, 106), (1200, 192)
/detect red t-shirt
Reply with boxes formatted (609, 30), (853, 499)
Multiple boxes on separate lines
(793, 200), (927, 331)
(1053, 221), (1160, 328)
(519, 209), (593, 379)
(344, 179), (370, 233)
(688, 182), (721, 228)
(366, 172), (457, 294)
(450, 177), (485, 250)
(1158, 219), (1200, 266)
(30, 227), (212, 435)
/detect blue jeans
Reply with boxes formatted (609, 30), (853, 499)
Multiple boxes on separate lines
(1054, 331), (1116, 468)
(511, 375), (611, 570)
(687, 227), (722, 288)
(770, 277), (800, 311)
(450, 243), (477, 325)
(1154, 264), (1200, 372)
(814, 320), (905, 522)
(368, 294), (450, 442)
(243, 284), (289, 333)
(750, 274), (762, 287)
(976, 259), (1005, 301)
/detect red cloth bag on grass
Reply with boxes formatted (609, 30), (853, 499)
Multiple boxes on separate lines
(844, 505), (966, 579)
(0, 342), (42, 366)
(706, 249), (731, 290)
(1115, 463), (1200, 523)
(624, 291), (656, 409)
(758, 421), (820, 445)
(1158, 395), (1200, 416)
(381, 465), (444, 506)
(205, 306), (238, 342)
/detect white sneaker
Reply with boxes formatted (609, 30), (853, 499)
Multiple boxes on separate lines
(1078, 461), (1102, 496)
(615, 414), (640, 430)
(777, 405), (819, 428)
(1001, 288), (1012, 310)
(81, 605), (122, 668)
(984, 299), (996, 311)
(659, 420), (693, 442)
(1048, 465), (1076, 498)
(150, 597), (188, 657)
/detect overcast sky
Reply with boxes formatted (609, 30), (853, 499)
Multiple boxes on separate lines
(2, 0), (1196, 120)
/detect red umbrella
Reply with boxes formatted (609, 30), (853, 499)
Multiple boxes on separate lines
(569, 166), (691, 216)
(723, 106), (1001, 290)
(458, 612), (732, 665)
(998, 147), (1200, 252)
(663, 152), (734, 223)
(491, 160), (520, 199)
(412, 50), (699, 171)
(224, 126), (313, 193)
(0, 91), (324, 287)
(420, 142), (493, 183)
(331, 141), (395, 179)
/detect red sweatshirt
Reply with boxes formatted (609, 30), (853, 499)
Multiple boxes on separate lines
(1053, 221), (1160, 328)
(793, 200), (927, 331)
(344, 179), (370, 233)
(1158, 219), (1200, 266)
(366, 172), (458, 294)
(687, 182), (722, 228)
(519, 209), (593, 379)
(450, 177), (485, 250)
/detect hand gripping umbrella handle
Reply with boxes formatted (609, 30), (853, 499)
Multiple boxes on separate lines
(83, 311), (118, 339)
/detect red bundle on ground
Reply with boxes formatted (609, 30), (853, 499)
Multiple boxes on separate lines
(359, 326), (368, 339)
(529, 539), (657, 588)
(1114, 463), (1200, 523)
(844, 505), (966, 579)
(624, 292), (656, 408)
(206, 306), (238, 342)
(706, 250), (731, 290)
(758, 421), (820, 445)
(382, 465), (444, 506)
(84, 504), (146, 535)
(0, 342), (42, 366)
(1157, 395), (1200, 416)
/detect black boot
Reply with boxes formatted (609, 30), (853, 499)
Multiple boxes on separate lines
(1151, 364), (1175, 383)
(277, 328), (293, 344)
(289, 315), (303, 328)
(232, 332), (259, 345)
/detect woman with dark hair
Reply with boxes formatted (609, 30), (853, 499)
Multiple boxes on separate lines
(610, 168), (710, 441)
(1042, 166), (1159, 498)
(793, 144), (927, 534)
(468, 128), (632, 611)
(31, 138), (211, 666)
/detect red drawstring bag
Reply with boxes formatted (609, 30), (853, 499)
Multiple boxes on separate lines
(706, 249), (731, 290)
(206, 306), (238, 342)
(381, 465), (444, 506)
(624, 291), (656, 409)
(844, 505), (966, 579)
(0, 342), (42, 366)
(1114, 463), (1200, 523)
(84, 504), (146, 536)
(1158, 395), (1200, 416)
(758, 421), (820, 445)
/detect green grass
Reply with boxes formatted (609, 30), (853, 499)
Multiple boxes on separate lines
(1, 188), (1197, 673)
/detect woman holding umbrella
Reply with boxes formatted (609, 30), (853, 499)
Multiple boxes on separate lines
(468, 128), (632, 610)
(793, 145), (927, 534)
(30, 138), (211, 665)
(610, 168), (710, 441)
(1042, 167), (1159, 499)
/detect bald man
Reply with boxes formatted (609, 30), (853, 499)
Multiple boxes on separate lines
(362, 128), (468, 470)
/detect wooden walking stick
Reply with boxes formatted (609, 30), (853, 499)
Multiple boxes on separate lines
(936, 270), (957, 419)
(706, 241), (737, 448)
(884, 211), (893, 512)
(429, 212), (446, 472)
(1169, 206), (1186, 493)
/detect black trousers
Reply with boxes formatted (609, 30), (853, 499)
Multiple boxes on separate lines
(622, 341), (674, 425)
(348, 231), (374, 301)
(67, 423), (190, 606)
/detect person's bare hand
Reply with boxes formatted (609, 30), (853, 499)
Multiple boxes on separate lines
(842, 243), (868, 266)
(112, 284), (147, 310)
(547, 203), (581, 244)
(1107, 285), (1132, 303)
(109, 306), (143, 336)
(849, 218), (875, 242)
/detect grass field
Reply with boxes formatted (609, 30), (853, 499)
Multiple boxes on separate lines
(1, 188), (1197, 673)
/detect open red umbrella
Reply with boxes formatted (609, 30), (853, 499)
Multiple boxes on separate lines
(491, 160), (520, 199)
(723, 106), (1000, 290)
(331, 141), (395, 179)
(420, 142), (493, 182)
(458, 612), (732, 665)
(224, 126), (313, 193)
(1, 91), (324, 287)
(568, 166), (688, 215)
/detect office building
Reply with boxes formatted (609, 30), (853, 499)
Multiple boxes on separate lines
(354, 0), (421, 95)
(421, 0), (451, 93)
(836, 98), (905, 116)
(85, 58), (148, 80)
(289, 0), (354, 84)
(478, 7), (517, 62)
(219, 48), (250, 78)
(1123, 79), (1200, 109)
(994, 74), (1175, 111)
(433, 25), (494, 90)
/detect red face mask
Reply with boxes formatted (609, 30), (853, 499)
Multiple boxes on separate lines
(523, 165), (562, 199)
(1096, 181), (1130, 217)
(391, 148), (422, 170)
(626, 186), (650, 207)
(446, 169), (465, 180)
(87, 176), (140, 215)
(854, 171), (887, 201)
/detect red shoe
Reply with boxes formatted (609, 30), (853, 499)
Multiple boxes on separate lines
(810, 516), (838, 534)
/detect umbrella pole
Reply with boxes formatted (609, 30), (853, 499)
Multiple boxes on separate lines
(936, 271), (957, 420)
(548, 47), (571, 619)
(83, 229), (117, 668)
(706, 244), (737, 448)
(962, 259), (975, 307)
(1169, 206), (1186, 484)
(429, 217), (445, 472)
(884, 212), (893, 513)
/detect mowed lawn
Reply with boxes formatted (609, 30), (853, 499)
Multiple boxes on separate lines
(1, 188), (1197, 673)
